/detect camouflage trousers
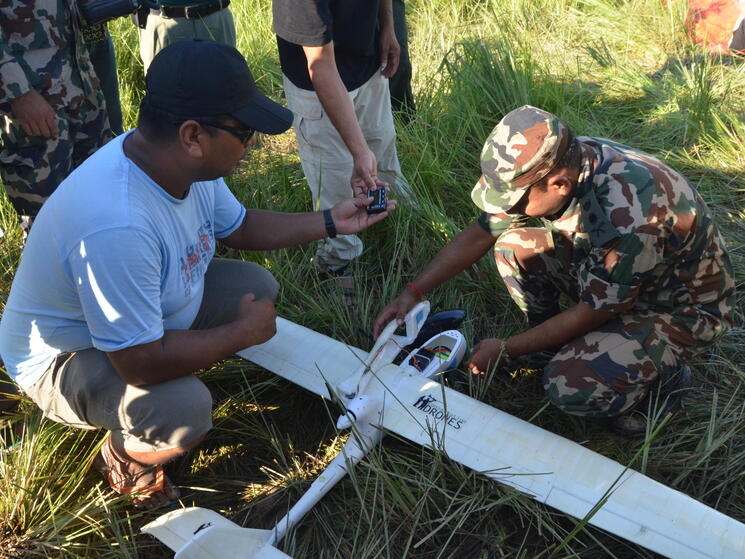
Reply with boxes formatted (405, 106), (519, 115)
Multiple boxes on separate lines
(494, 227), (725, 417)
(0, 97), (111, 220)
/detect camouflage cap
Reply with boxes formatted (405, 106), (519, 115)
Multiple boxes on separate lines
(471, 105), (574, 214)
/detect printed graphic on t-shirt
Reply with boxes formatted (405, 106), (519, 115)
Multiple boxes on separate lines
(179, 220), (213, 297)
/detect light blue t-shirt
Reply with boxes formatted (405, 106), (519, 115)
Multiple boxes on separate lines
(0, 132), (246, 389)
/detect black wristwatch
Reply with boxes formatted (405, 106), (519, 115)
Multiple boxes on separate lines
(323, 208), (337, 238)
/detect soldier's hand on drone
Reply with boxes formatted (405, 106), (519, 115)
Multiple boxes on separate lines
(468, 338), (509, 375)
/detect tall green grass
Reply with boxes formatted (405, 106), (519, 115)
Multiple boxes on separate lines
(0, 0), (743, 557)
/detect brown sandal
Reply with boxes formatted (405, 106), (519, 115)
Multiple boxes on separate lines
(93, 435), (179, 509)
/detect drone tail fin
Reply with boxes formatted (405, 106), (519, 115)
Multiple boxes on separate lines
(142, 507), (293, 559)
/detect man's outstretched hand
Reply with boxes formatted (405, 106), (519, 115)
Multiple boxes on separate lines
(330, 196), (397, 236)
(467, 338), (508, 375)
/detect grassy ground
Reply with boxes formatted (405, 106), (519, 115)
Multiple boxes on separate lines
(1, 0), (744, 557)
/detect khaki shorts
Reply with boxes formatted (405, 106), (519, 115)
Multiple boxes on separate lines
(24, 259), (278, 453)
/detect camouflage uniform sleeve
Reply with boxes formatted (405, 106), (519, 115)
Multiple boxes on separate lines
(0, 27), (36, 104)
(578, 230), (661, 313)
(476, 211), (521, 237)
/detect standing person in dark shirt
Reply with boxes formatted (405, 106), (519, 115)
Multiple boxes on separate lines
(273, 0), (415, 304)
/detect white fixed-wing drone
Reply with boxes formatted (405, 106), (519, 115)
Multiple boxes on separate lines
(143, 302), (745, 559)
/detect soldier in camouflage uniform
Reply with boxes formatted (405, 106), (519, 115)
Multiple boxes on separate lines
(374, 106), (734, 429)
(0, 0), (112, 231)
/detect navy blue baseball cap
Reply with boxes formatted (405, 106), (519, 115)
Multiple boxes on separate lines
(144, 39), (293, 134)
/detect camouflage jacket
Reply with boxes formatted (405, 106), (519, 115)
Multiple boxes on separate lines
(479, 137), (735, 323)
(0, 0), (101, 109)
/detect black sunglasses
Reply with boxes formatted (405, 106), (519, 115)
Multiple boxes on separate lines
(198, 121), (256, 145)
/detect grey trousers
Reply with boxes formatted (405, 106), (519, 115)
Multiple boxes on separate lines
(24, 259), (278, 453)
(138, 7), (236, 72)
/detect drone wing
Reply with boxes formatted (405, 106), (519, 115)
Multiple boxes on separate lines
(368, 365), (745, 559)
(237, 318), (744, 558)
(238, 317), (368, 398)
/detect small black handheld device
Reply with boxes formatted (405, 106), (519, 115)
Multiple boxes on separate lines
(366, 187), (387, 214)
